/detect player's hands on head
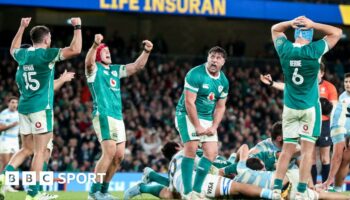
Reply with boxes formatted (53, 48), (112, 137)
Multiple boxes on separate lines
(20, 18), (31, 28)
(70, 17), (81, 26)
(260, 74), (273, 85)
(142, 40), (153, 52)
(95, 34), (104, 45)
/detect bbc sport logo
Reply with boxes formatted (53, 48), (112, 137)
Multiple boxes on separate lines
(5, 171), (106, 185)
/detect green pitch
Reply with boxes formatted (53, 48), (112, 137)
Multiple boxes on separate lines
(5, 192), (158, 200)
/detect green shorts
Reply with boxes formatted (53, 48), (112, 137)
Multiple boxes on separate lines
(92, 115), (126, 143)
(175, 113), (218, 144)
(282, 104), (321, 144)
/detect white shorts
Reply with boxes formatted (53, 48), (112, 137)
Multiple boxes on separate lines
(19, 109), (53, 135)
(92, 115), (126, 143)
(282, 105), (321, 144)
(0, 137), (19, 154)
(175, 114), (218, 143)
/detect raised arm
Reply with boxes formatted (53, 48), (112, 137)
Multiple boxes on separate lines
(260, 74), (285, 91)
(10, 18), (31, 57)
(85, 34), (103, 75)
(60, 18), (82, 60)
(297, 16), (342, 49)
(271, 16), (305, 42)
(54, 70), (75, 91)
(237, 144), (249, 162)
(124, 40), (153, 76)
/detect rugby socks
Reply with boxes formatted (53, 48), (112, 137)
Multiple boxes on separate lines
(334, 186), (343, 192)
(101, 182), (109, 193)
(321, 164), (330, 183)
(149, 171), (170, 186)
(223, 163), (238, 175)
(273, 179), (283, 190)
(297, 182), (307, 193)
(311, 164), (317, 185)
(1, 165), (15, 175)
(140, 183), (165, 197)
(28, 182), (40, 197)
(39, 161), (49, 191)
(193, 156), (212, 193)
(181, 157), (194, 195)
(260, 188), (273, 199)
(89, 182), (102, 194)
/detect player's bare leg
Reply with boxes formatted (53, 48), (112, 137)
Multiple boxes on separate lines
(297, 140), (315, 197)
(5, 134), (33, 170)
(334, 149), (350, 191)
(89, 140), (116, 198)
(0, 154), (11, 172)
(26, 132), (52, 198)
(102, 141), (125, 199)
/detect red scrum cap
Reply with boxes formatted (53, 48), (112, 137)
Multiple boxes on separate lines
(96, 43), (107, 62)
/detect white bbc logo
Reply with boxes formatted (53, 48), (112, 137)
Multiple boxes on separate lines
(5, 171), (53, 186)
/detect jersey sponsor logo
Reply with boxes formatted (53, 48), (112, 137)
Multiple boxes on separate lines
(303, 125), (308, 131)
(111, 71), (118, 77)
(202, 84), (209, 89)
(290, 60), (302, 67)
(104, 70), (109, 75)
(110, 78), (116, 87)
(35, 122), (42, 129)
(208, 92), (215, 101)
(218, 86), (223, 93)
(207, 182), (214, 194)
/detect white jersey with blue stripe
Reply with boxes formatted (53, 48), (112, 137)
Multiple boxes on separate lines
(168, 150), (200, 194)
(233, 161), (274, 189)
(339, 91), (350, 104)
(0, 108), (19, 139)
(254, 138), (281, 152)
(330, 92), (350, 144)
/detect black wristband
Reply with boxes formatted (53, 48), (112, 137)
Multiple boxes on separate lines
(143, 49), (151, 53)
(93, 41), (99, 46)
(269, 80), (274, 86)
(74, 25), (81, 30)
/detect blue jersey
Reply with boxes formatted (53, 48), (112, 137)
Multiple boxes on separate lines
(254, 138), (281, 152)
(233, 161), (274, 189)
(0, 108), (19, 139)
(330, 101), (350, 144)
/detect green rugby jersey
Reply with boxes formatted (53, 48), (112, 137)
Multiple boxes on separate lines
(14, 47), (60, 114)
(86, 62), (127, 120)
(274, 37), (328, 109)
(176, 64), (229, 120)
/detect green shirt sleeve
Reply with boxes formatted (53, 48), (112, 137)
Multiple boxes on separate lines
(219, 78), (229, 99)
(274, 36), (288, 56)
(184, 70), (200, 93)
(308, 39), (329, 59)
(43, 48), (61, 63)
(13, 48), (25, 63)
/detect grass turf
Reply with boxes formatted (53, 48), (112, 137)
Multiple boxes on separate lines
(4, 191), (157, 200)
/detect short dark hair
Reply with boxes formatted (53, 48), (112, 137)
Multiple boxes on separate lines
(246, 157), (264, 170)
(161, 142), (180, 160)
(320, 97), (333, 116)
(345, 73), (350, 79)
(208, 46), (227, 59)
(8, 96), (18, 103)
(320, 62), (325, 73)
(30, 26), (50, 44)
(271, 121), (282, 141)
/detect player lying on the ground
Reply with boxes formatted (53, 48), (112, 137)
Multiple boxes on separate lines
(124, 142), (277, 200)
(230, 144), (349, 200)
